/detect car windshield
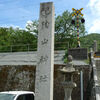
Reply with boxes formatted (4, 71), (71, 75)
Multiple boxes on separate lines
(0, 93), (16, 100)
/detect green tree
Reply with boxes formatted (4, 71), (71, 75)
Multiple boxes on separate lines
(55, 10), (86, 49)
(0, 27), (12, 52)
(10, 28), (37, 51)
(26, 20), (38, 35)
(0, 27), (37, 52)
(26, 10), (86, 50)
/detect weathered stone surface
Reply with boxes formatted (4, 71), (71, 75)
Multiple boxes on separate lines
(35, 2), (54, 100)
(0, 51), (89, 66)
(68, 48), (88, 60)
(54, 65), (91, 100)
(0, 51), (65, 65)
(0, 65), (35, 91)
(95, 86), (100, 94)
(0, 65), (90, 100)
(95, 58), (100, 85)
(58, 55), (79, 100)
(93, 40), (97, 52)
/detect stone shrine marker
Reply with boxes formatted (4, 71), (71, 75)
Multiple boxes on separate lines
(68, 48), (88, 60)
(35, 2), (54, 100)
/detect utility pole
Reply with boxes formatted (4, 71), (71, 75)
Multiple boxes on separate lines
(71, 8), (85, 47)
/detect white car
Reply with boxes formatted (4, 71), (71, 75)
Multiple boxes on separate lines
(0, 91), (35, 100)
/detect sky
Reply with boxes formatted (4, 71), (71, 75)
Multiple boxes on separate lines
(0, 0), (100, 34)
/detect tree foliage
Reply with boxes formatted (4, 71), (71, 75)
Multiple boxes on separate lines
(80, 33), (100, 51)
(26, 10), (86, 50)
(0, 10), (87, 52)
(26, 20), (38, 35)
(0, 27), (37, 52)
(55, 10), (86, 49)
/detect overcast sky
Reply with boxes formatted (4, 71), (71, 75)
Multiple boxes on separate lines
(0, 0), (100, 34)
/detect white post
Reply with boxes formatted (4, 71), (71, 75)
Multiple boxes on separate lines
(35, 2), (54, 100)
(80, 71), (83, 100)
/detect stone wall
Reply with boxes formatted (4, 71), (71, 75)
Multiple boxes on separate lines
(0, 65), (91, 100)
(95, 59), (100, 85)
(54, 65), (91, 100)
(0, 65), (35, 91)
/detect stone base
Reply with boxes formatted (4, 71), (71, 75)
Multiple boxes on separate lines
(62, 82), (76, 100)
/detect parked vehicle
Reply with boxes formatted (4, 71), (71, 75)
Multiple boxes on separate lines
(0, 91), (35, 100)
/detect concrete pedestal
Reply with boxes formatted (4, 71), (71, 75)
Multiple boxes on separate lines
(62, 82), (76, 100)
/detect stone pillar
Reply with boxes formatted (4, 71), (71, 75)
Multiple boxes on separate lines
(64, 88), (72, 100)
(35, 2), (54, 100)
(93, 40), (97, 52)
(63, 82), (76, 100)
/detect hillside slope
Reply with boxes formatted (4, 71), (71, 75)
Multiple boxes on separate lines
(80, 33), (100, 50)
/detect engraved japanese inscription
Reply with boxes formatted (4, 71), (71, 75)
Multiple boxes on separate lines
(35, 2), (54, 100)
(41, 5), (51, 18)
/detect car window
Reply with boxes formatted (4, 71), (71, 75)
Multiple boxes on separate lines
(16, 95), (25, 100)
(0, 93), (15, 100)
(25, 94), (34, 100)
(17, 94), (34, 100)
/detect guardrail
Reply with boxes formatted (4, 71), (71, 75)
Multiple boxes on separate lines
(0, 42), (99, 53)
(0, 42), (69, 52)
(0, 44), (37, 52)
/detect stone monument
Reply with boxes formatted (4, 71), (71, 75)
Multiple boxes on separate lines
(93, 40), (97, 52)
(35, 2), (54, 100)
(58, 55), (79, 100)
(68, 48), (88, 60)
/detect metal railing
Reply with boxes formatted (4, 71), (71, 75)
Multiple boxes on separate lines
(0, 42), (69, 52)
(0, 42), (99, 53)
(0, 44), (37, 52)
